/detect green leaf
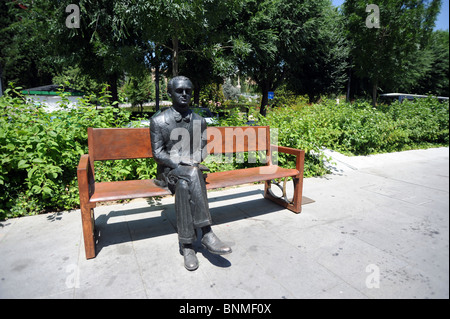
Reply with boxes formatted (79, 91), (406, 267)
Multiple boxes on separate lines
(42, 186), (53, 196)
(17, 160), (30, 169)
(31, 185), (42, 194)
(27, 166), (39, 179)
(118, 169), (131, 175)
(33, 158), (45, 164)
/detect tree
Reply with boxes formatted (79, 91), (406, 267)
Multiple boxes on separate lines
(230, 0), (287, 116)
(133, 0), (245, 77)
(222, 78), (241, 101)
(5, 0), (248, 105)
(413, 30), (449, 96)
(281, 0), (349, 102)
(344, 0), (442, 106)
(0, 2), (55, 91)
(230, 0), (348, 114)
(91, 0), (247, 106)
(0, 1), (13, 96)
(6, 0), (150, 102)
(180, 51), (220, 105)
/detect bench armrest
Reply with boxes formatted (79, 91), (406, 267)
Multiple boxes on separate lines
(77, 154), (89, 171)
(77, 154), (94, 204)
(271, 145), (305, 177)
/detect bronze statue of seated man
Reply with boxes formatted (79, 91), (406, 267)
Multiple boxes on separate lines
(150, 76), (232, 271)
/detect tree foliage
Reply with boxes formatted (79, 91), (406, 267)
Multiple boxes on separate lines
(0, 0), (447, 106)
(283, 1), (350, 102)
(344, 0), (442, 105)
(227, 0), (350, 114)
(413, 30), (449, 96)
(0, 2), (55, 90)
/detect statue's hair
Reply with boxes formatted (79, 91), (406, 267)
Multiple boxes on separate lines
(167, 76), (193, 93)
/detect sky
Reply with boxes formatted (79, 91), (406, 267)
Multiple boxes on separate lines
(331, 0), (449, 31)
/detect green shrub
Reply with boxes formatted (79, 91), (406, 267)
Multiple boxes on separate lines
(261, 97), (448, 157)
(328, 98), (449, 155)
(210, 97), (449, 177)
(0, 86), (155, 219)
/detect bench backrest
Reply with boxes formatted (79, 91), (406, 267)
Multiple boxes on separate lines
(87, 126), (271, 162)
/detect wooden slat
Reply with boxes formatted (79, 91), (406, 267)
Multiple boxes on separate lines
(205, 166), (298, 190)
(206, 126), (269, 154)
(88, 128), (153, 161)
(88, 126), (270, 161)
(90, 179), (171, 202)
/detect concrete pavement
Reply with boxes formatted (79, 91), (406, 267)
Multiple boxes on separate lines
(0, 147), (448, 299)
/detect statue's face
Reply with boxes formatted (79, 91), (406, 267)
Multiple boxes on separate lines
(169, 79), (193, 113)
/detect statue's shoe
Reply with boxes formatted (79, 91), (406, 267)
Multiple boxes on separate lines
(201, 232), (232, 255)
(182, 246), (199, 271)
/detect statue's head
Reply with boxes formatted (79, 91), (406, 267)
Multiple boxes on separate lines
(168, 76), (194, 114)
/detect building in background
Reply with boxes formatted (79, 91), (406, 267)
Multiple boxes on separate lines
(21, 84), (84, 112)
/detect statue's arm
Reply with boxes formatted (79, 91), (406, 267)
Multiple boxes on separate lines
(150, 118), (179, 169)
(191, 117), (208, 164)
(200, 118), (208, 163)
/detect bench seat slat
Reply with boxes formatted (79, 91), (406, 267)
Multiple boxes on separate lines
(90, 179), (171, 202)
(205, 166), (299, 190)
(89, 165), (299, 203)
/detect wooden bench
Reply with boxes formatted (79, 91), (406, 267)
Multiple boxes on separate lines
(77, 126), (305, 259)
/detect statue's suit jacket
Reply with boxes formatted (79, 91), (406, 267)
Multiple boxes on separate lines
(150, 107), (208, 190)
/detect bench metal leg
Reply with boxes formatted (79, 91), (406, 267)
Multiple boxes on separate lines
(81, 204), (96, 259)
(264, 177), (303, 214)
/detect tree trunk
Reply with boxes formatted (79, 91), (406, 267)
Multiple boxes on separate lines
(372, 82), (378, 107)
(346, 68), (352, 103)
(260, 85), (269, 117)
(0, 64), (3, 97)
(172, 37), (179, 77)
(108, 73), (119, 105)
(155, 66), (160, 111)
(194, 82), (200, 106)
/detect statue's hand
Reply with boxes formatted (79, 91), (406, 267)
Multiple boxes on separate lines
(179, 160), (210, 172)
(180, 160), (199, 167)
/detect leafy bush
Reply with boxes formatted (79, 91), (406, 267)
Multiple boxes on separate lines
(253, 97), (448, 158)
(121, 75), (153, 107)
(0, 86), (154, 219)
(271, 85), (310, 109)
(210, 106), (330, 177)
(222, 79), (241, 101)
(211, 97), (449, 177)
(199, 83), (225, 111)
(321, 98), (449, 155)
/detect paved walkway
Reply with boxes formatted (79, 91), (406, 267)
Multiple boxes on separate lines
(0, 148), (448, 299)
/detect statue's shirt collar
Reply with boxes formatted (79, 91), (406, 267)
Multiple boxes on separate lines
(168, 107), (192, 123)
